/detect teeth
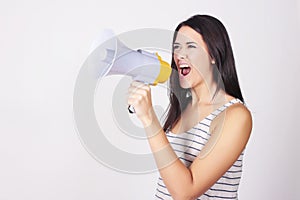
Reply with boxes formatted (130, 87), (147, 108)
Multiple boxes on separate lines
(179, 64), (189, 68)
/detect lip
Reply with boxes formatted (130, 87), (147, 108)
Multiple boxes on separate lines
(177, 60), (189, 66)
(177, 61), (188, 69)
(177, 60), (192, 76)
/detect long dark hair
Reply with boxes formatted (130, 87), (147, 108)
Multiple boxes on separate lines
(163, 14), (244, 132)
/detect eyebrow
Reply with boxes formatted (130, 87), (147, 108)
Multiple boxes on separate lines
(173, 42), (197, 45)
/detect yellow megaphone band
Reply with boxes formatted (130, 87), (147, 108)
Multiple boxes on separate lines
(153, 53), (171, 85)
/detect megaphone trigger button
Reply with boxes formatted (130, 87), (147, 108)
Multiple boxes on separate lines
(128, 105), (136, 114)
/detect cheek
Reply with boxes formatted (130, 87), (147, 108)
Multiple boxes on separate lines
(190, 52), (211, 75)
(173, 53), (181, 64)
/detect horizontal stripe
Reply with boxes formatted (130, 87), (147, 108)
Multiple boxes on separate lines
(232, 163), (243, 168)
(179, 157), (193, 163)
(204, 117), (213, 121)
(156, 188), (171, 197)
(155, 194), (164, 200)
(210, 112), (218, 117)
(186, 131), (208, 141)
(157, 182), (167, 188)
(227, 169), (242, 173)
(216, 108), (224, 112)
(202, 193), (237, 199)
(174, 149), (197, 158)
(209, 187), (238, 193)
(192, 126), (210, 135)
(221, 175), (241, 180)
(215, 181), (240, 187)
(155, 98), (243, 200)
(199, 122), (210, 128)
(167, 134), (206, 146)
(170, 141), (204, 151)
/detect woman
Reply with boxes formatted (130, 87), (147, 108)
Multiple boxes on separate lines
(128, 14), (252, 200)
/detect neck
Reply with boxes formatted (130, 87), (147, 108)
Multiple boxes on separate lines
(190, 79), (226, 107)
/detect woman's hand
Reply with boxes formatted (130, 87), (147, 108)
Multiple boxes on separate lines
(127, 81), (155, 127)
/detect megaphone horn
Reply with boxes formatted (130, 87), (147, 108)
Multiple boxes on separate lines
(89, 29), (172, 113)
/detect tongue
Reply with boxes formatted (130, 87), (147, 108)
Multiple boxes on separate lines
(181, 67), (191, 76)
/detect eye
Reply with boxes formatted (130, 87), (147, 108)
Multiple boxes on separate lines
(173, 44), (181, 50)
(187, 44), (197, 48)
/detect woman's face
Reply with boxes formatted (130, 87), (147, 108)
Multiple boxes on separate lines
(173, 26), (213, 89)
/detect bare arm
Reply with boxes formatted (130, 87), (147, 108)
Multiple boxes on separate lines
(128, 82), (252, 200)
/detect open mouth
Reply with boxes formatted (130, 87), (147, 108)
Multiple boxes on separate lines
(179, 64), (191, 76)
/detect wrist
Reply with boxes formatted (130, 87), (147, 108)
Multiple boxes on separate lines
(140, 107), (156, 127)
(141, 108), (164, 138)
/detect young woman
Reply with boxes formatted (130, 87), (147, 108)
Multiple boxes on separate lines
(128, 14), (252, 200)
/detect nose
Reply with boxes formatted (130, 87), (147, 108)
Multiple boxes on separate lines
(174, 48), (187, 60)
(178, 54), (187, 59)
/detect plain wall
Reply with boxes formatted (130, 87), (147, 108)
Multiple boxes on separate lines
(0, 0), (299, 199)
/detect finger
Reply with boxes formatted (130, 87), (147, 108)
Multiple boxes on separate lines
(127, 94), (142, 105)
(130, 81), (150, 89)
(128, 85), (150, 95)
(128, 86), (149, 94)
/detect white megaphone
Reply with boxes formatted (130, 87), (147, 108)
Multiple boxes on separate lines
(88, 29), (171, 113)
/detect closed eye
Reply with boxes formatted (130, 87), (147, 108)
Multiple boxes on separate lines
(186, 42), (197, 49)
(187, 44), (197, 48)
(173, 44), (181, 50)
(173, 42), (197, 50)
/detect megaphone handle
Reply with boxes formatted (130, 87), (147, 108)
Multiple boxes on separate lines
(128, 105), (135, 114)
(128, 80), (150, 114)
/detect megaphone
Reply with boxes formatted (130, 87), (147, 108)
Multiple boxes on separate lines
(89, 29), (171, 85)
(88, 29), (172, 113)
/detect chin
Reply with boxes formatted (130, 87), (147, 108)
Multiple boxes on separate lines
(179, 80), (192, 89)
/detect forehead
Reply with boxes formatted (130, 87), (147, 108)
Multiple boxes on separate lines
(175, 26), (206, 46)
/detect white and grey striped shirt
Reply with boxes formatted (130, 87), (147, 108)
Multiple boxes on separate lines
(155, 98), (244, 200)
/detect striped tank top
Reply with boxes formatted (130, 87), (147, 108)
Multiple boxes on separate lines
(155, 98), (244, 200)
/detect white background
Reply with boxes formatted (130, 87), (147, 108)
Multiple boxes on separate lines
(1, 0), (299, 199)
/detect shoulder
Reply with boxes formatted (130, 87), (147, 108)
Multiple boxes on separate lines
(212, 100), (252, 127)
(220, 101), (252, 143)
(226, 101), (252, 123)
(202, 100), (252, 162)
(222, 95), (251, 117)
(211, 100), (252, 142)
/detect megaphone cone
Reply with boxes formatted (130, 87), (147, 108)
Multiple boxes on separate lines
(88, 29), (171, 86)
